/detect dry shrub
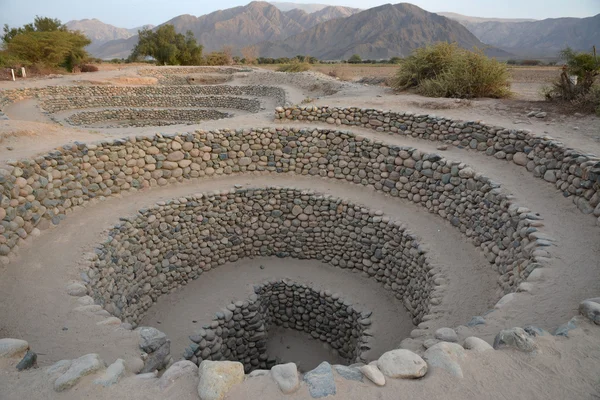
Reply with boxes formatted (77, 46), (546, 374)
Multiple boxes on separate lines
(80, 64), (99, 73)
(277, 61), (311, 73)
(391, 42), (511, 98)
(327, 66), (352, 81)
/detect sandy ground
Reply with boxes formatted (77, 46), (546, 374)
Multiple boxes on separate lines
(0, 65), (598, 399)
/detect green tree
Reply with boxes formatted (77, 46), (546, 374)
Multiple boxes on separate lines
(130, 25), (203, 66)
(348, 54), (362, 64)
(1, 17), (90, 71)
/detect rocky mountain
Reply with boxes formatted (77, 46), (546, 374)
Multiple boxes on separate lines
(255, 3), (507, 60)
(270, 2), (332, 13)
(441, 12), (600, 57)
(66, 19), (154, 58)
(437, 13), (536, 24)
(91, 1), (361, 59)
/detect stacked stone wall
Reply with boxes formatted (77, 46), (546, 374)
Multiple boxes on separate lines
(40, 95), (261, 113)
(276, 105), (600, 216)
(179, 279), (369, 372)
(66, 108), (231, 127)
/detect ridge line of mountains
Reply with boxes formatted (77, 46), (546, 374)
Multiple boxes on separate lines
(64, 1), (600, 60)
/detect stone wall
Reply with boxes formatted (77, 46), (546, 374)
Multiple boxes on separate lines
(66, 108), (231, 127)
(40, 95), (261, 114)
(0, 127), (543, 299)
(0, 84), (286, 108)
(88, 188), (431, 326)
(180, 279), (369, 372)
(276, 105), (600, 217)
(138, 67), (246, 77)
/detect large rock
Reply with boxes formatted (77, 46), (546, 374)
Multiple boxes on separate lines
(359, 364), (385, 386)
(54, 353), (105, 392)
(423, 342), (466, 378)
(0, 338), (29, 358)
(377, 349), (427, 379)
(271, 362), (300, 394)
(334, 365), (363, 382)
(434, 327), (458, 343)
(158, 360), (198, 390)
(140, 340), (171, 373)
(463, 337), (494, 352)
(579, 300), (600, 325)
(197, 360), (244, 400)
(138, 327), (167, 353)
(304, 361), (336, 398)
(493, 328), (537, 352)
(94, 359), (125, 387)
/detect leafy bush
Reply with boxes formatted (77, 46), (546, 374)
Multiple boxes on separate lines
(80, 64), (99, 72)
(544, 47), (600, 114)
(2, 17), (90, 72)
(390, 42), (511, 98)
(204, 52), (229, 66)
(277, 60), (311, 73)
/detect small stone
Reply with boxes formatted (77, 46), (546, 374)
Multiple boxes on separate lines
(423, 339), (439, 349)
(304, 361), (336, 398)
(359, 364), (385, 386)
(579, 300), (600, 325)
(139, 326), (167, 352)
(66, 283), (87, 297)
(493, 328), (537, 352)
(463, 337), (493, 352)
(494, 293), (515, 308)
(334, 365), (363, 382)
(466, 316), (485, 327)
(271, 362), (300, 394)
(54, 353), (105, 392)
(46, 360), (72, 377)
(423, 342), (466, 378)
(158, 360), (198, 390)
(513, 152), (528, 166)
(197, 360), (244, 400)
(554, 318), (578, 337)
(434, 327), (458, 342)
(94, 359), (125, 387)
(0, 338), (29, 358)
(16, 350), (37, 371)
(377, 349), (427, 379)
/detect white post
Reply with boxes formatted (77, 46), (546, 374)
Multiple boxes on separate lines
(11, 69), (15, 81)
(21, 67), (26, 78)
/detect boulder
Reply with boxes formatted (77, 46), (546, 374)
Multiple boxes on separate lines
(423, 342), (466, 378)
(359, 364), (385, 386)
(579, 300), (600, 325)
(271, 362), (300, 394)
(197, 360), (244, 400)
(138, 327), (167, 353)
(377, 349), (427, 379)
(304, 361), (336, 398)
(54, 353), (105, 392)
(434, 327), (458, 342)
(158, 360), (198, 390)
(140, 340), (171, 373)
(493, 328), (537, 352)
(0, 338), (29, 358)
(333, 365), (363, 382)
(94, 359), (125, 387)
(463, 337), (493, 352)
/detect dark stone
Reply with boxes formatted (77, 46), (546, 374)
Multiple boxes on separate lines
(304, 361), (336, 398)
(16, 351), (37, 371)
(140, 340), (171, 373)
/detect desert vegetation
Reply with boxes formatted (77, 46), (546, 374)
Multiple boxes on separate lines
(544, 47), (600, 115)
(129, 25), (203, 65)
(390, 42), (511, 98)
(0, 16), (90, 72)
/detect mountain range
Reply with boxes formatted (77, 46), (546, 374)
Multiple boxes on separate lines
(65, 1), (599, 60)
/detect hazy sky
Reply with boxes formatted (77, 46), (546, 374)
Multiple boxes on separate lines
(1, 0), (598, 29)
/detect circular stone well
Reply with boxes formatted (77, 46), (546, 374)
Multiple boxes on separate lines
(87, 187), (434, 370)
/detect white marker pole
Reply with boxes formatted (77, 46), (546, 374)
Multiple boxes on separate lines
(11, 69), (15, 81)
(21, 67), (26, 78)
